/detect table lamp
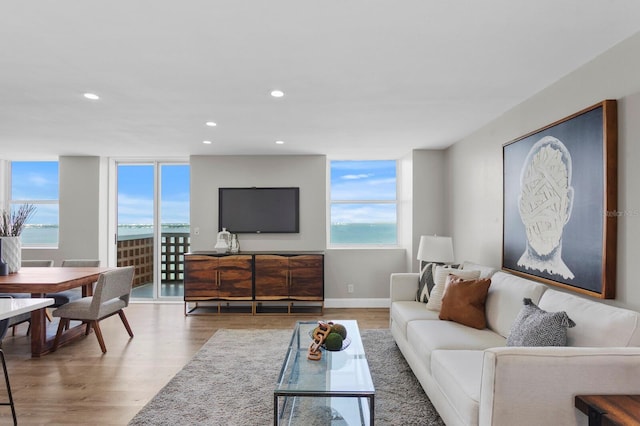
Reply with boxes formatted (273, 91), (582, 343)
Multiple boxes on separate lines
(416, 235), (454, 301)
(417, 235), (454, 267)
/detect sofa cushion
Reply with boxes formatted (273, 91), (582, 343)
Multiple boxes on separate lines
(484, 272), (548, 338)
(439, 277), (492, 329)
(390, 301), (441, 339)
(461, 261), (498, 279)
(426, 266), (481, 312)
(431, 350), (485, 426)
(406, 320), (506, 374)
(538, 289), (640, 347)
(507, 298), (575, 346)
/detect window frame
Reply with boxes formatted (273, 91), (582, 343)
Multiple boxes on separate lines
(328, 159), (400, 248)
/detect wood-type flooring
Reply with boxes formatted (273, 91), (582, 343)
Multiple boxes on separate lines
(0, 304), (389, 425)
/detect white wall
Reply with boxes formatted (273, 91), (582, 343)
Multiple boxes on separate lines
(189, 155), (326, 252)
(398, 152), (414, 272)
(411, 149), (449, 271)
(446, 31), (640, 310)
(0, 161), (8, 212)
(59, 156), (108, 261)
(616, 91), (640, 310)
(325, 248), (405, 304)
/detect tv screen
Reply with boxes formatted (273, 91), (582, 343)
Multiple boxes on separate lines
(218, 187), (300, 233)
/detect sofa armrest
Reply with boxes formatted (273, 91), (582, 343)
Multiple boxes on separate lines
(390, 273), (419, 302)
(480, 346), (640, 426)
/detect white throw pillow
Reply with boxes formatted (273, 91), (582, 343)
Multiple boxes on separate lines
(426, 266), (481, 312)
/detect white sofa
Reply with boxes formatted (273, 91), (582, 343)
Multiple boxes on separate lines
(390, 262), (640, 426)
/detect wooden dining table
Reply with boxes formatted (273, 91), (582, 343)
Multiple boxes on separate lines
(0, 266), (115, 357)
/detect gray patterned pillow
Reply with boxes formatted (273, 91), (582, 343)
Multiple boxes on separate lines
(416, 262), (461, 303)
(507, 298), (576, 346)
(416, 262), (437, 303)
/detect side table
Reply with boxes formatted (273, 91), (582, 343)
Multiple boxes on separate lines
(575, 395), (640, 426)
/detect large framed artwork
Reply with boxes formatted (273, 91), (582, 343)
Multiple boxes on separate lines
(502, 100), (617, 298)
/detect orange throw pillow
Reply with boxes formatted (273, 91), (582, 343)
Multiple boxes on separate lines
(439, 276), (492, 329)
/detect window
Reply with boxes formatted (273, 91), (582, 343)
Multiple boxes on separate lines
(329, 160), (397, 245)
(10, 161), (59, 247)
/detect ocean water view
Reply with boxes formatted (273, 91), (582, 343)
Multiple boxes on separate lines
(118, 224), (191, 238)
(330, 223), (397, 245)
(21, 224), (191, 245)
(21, 223), (395, 245)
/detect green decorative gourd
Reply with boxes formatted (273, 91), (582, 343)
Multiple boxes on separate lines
(324, 332), (343, 351)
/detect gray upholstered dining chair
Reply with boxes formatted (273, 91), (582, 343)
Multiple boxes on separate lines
(45, 259), (100, 308)
(61, 259), (101, 268)
(21, 260), (54, 267)
(52, 266), (135, 354)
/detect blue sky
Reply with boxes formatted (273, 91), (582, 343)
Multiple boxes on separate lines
(330, 160), (397, 224)
(331, 160), (396, 200)
(12, 162), (190, 226)
(11, 161), (59, 225)
(118, 164), (190, 225)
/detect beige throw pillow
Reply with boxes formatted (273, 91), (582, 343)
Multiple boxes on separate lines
(426, 266), (481, 312)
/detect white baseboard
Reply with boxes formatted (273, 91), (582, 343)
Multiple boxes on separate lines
(324, 298), (390, 309)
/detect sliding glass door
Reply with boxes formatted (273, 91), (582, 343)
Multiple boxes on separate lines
(159, 164), (190, 297)
(116, 162), (190, 300)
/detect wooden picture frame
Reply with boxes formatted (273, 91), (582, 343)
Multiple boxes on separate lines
(502, 100), (617, 298)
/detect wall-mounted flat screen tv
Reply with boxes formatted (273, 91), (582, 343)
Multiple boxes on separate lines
(218, 187), (300, 233)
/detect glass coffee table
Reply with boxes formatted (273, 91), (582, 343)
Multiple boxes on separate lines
(274, 320), (375, 425)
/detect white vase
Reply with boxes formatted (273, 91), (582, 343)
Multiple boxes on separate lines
(0, 237), (21, 274)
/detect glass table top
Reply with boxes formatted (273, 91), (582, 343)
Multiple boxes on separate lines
(275, 320), (375, 395)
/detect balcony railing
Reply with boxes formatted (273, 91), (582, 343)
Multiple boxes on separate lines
(117, 232), (190, 289)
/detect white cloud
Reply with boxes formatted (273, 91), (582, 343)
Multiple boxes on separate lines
(28, 174), (50, 187)
(117, 194), (189, 224)
(342, 173), (372, 180)
(161, 199), (190, 223)
(366, 177), (396, 186)
(331, 204), (396, 224)
(118, 194), (154, 224)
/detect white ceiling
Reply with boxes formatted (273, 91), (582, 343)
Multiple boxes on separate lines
(2, 1), (640, 160)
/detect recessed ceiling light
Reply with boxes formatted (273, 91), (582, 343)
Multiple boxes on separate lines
(270, 90), (284, 98)
(203, 140), (212, 145)
(205, 121), (217, 127)
(83, 93), (100, 100)
(275, 140), (285, 145)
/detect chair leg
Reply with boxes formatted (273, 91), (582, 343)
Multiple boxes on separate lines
(52, 319), (67, 352)
(118, 311), (134, 338)
(45, 309), (53, 322)
(91, 321), (107, 354)
(0, 350), (17, 426)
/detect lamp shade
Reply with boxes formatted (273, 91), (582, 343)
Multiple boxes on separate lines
(416, 235), (454, 263)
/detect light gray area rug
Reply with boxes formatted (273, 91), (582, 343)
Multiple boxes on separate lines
(129, 328), (444, 425)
